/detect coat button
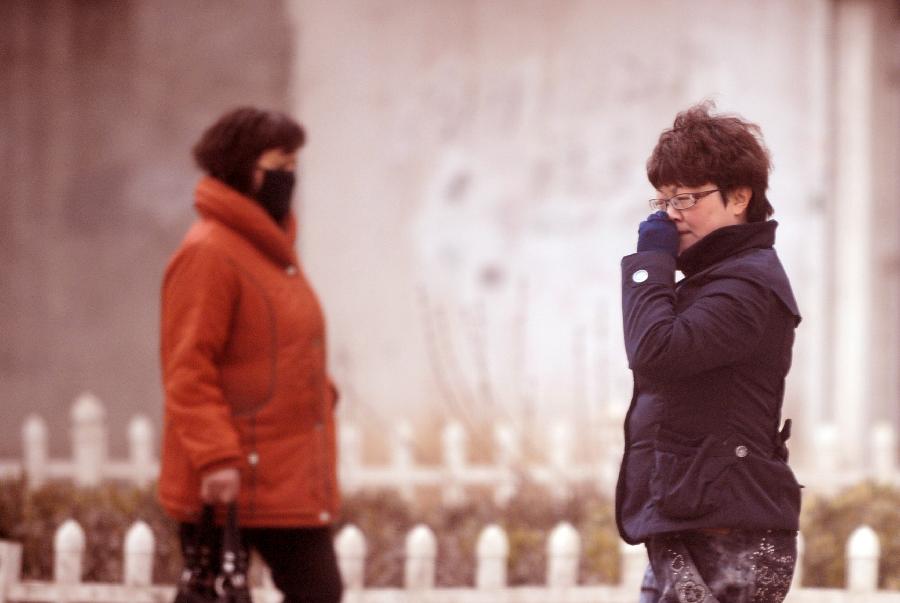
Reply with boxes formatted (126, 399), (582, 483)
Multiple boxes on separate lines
(248, 452), (259, 465)
(632, 269), (649, 283)
(285, 265), (298, 276)
(735, 445), (749, 458)
(319, 511), (331, 522)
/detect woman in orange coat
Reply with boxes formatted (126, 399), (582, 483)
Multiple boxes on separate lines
(159, 107), (342, 602)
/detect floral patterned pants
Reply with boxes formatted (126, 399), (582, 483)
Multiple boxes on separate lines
(644, 529), (797, 603)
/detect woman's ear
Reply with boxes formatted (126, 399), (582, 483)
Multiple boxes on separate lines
(728, 186), (752, 218)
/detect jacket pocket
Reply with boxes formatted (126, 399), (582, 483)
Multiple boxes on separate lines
(649, 428), (737, 520)
(746, 454), (803, 520)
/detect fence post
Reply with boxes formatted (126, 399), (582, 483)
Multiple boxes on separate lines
(814, 423), (838, 479)
(792, 531), (804, 590)
(493, 423), (519, 506)
(54, 519), (85, 584)
(872, 422), (897, 483)
(549, 421), (573, 500)
(123, 521), (154, 586)
(547, 522), (580, 588)
(476, 524), (508, 589)
(391, 421), (415, 501)
(334, 525), (366, 591)
(0, 540), (23, 603)
(339, 423), (362, 492)
(128, 416), (155, 488)
(619, 540), (647, 593)
(846, 525), (880, 591)
(22, 414), (48, 489)
(441, 422), (466, 506)
(71, 392), (107, 487)
(404, 524), (437, 590)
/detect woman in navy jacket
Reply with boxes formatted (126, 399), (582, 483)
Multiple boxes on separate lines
(617, 102), (802, 603)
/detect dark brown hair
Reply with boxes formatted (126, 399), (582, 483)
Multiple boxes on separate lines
(647, 101), (773, 222)
(192, 107), (305, 196)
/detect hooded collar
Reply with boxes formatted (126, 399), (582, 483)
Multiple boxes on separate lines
(194, 176), (298, 267)
(677, 220), (777, 277)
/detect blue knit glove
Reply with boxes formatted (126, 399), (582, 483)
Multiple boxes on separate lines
(637, 211), (678, 257)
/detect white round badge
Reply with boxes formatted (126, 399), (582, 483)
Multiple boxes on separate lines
(632, 269), (649, 283)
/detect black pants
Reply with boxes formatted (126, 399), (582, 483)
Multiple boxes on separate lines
(179, 523), (344, 603)
(645, 529), (797, 603)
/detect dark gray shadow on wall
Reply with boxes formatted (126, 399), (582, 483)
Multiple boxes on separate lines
(0, 0), (295, 456)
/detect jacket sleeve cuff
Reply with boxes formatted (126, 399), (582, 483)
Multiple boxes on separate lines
(198, 455), (243, 477)
(621, 251), (677, 287)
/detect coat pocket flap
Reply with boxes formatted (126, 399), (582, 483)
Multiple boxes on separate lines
(650, 429), (738, 520)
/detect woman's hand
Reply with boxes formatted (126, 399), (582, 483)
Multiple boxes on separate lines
(200, 467), (241, 503)
(637, 210), (679, 257)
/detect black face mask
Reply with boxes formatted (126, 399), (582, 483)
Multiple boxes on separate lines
(254, 169), (295, 223)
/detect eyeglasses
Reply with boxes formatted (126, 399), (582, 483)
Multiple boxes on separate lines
(649, 189), (720, 211)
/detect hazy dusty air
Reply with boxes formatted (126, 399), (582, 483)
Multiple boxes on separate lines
(3, 0), (900, 481)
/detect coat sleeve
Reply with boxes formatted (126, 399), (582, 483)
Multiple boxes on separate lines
(161, 243), (243, 473)
(621, 251), (772, 381)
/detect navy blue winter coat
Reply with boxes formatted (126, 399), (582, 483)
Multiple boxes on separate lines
(616, 220), (802, 544)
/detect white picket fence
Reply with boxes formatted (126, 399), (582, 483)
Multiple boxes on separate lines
(0, 393), (898, 500)
(0, 392), (627, 502)
(0, 393), (158, 489)
(0, 520), (897, 603)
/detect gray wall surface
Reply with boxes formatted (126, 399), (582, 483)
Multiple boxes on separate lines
(287, 0), (899, 468)
(1, 0), (296, 455)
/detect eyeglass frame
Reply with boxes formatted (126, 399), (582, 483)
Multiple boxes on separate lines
(648, 189), (721, 211)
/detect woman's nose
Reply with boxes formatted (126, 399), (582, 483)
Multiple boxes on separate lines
(666, 204), (681, 220)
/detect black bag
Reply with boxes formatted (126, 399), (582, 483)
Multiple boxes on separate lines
(174, 504), (252, 603)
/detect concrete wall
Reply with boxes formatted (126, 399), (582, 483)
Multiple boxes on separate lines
(288, 0), (848, 461)
(0, 0), (295, 455)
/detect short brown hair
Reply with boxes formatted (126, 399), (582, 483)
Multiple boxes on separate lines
(192, 107), (305, 196)
(647, 102), (773, 222)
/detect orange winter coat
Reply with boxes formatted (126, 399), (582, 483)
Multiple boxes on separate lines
(158, 176), (339, 527)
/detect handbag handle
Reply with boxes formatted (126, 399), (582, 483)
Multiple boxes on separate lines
(191, 505), (217, 578)
(173, 505), (218, 603)
(215, 503), (249, 598)
(221, 503), (241, 575)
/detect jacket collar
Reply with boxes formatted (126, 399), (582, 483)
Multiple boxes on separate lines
(194, 176), (298, 267)
(677, 220), (777, 277)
